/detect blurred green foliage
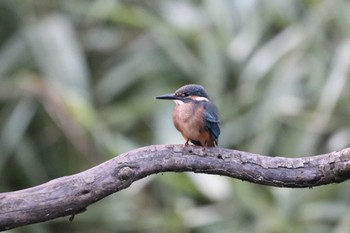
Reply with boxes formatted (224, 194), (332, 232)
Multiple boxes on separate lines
(1, 0), (350, 232)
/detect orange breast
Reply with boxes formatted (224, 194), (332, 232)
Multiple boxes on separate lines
(172, 103), (212, 146)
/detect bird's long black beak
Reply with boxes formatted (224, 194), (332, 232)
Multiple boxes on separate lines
(155, 93), (179, 100)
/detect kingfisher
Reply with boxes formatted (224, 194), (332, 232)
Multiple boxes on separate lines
(155, 84), (220, 147)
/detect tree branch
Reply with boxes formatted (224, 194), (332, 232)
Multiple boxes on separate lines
(1, 144), (350, 230)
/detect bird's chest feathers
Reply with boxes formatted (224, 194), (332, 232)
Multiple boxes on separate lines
(172, 103), (205, 137)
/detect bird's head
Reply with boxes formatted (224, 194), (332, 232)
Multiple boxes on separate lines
(155, 84), (210, 105)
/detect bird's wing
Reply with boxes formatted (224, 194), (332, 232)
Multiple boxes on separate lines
(203, 103), (220, 141)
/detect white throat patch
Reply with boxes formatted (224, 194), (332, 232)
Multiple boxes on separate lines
(174, 100), (185, 105)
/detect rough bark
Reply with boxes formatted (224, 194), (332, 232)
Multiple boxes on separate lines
(1, 144), (350, 231)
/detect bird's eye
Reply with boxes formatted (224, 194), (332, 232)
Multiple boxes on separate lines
(183, 92), (190, 97)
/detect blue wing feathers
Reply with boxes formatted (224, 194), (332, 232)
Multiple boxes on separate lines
(203, 103), (220, 141)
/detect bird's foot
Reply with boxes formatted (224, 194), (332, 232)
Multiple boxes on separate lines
(202, 140), (212, 153)
(202, 146), (208, 154)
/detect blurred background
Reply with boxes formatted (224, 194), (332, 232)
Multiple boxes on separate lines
(1, 0), (350, 232)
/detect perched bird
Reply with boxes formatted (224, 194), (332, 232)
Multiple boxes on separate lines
(155, 84), (220, 147)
